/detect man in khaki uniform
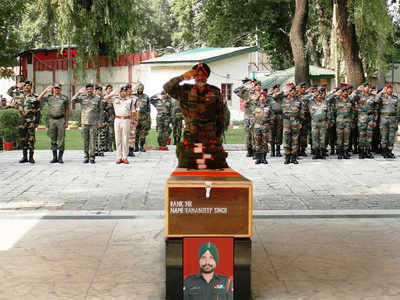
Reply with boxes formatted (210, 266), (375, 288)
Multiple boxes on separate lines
(110, 86), (136, 164)
(38, 83), (69, 163)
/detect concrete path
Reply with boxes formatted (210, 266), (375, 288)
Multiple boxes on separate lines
(0, 147), (399, 211)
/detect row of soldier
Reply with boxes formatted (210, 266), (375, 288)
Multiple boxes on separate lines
(6, 79), (183, 164)
(235, 80), (399, 165)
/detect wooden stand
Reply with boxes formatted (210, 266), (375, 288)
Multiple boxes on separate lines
(165, 168), (253, 300)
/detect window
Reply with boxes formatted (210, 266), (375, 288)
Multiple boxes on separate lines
(221, 83), (233, 106)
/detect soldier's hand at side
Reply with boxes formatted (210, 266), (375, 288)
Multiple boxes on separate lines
(97, 122), (102, 128)
(64, 122), (68, 129)
(183, 70), (197, 80)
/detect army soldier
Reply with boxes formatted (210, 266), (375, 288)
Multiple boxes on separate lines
(72, 83), (103, 164)
(170, 97), (183, 144)
(94, 86), (106, 157)
(252, 92), (272, 164)
(37, 84), (69, 163)
(15, 81), (40, 163)
(111, 86), (136, 164)
(376, 84), (399, 158)
(124, 84), (137, 156)
(7, 76), (25, 107)
(348, 85), (360, 154)
(234, 79), (255, 157)
(269, 84), (283, 157)
(104, 84), (115, 152)
(308, 87), (328, 159)
(150, 91), (172, 150)
(184, 242), (233, 300)
(164, 62), (229, 169)
(0, 98), (9, 110)
(356, 83), (378, 159)
(134, 83), (151, 152)
(297, 82), (310, 156)
(282, 86), (304, 164)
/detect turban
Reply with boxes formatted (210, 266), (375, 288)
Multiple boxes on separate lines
(198, 242), (219, 265)
(192, 62), (211, 78)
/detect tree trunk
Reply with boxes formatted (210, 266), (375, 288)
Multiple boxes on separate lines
(336, 0), (365, 87)
(290, 0), (309, 84)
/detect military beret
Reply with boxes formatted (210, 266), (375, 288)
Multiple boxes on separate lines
(334, 87), (340, 91)
(106, 84), (113, 89)
(289, 86), (296, 91)
(161, 90), (167, 95)
(120, 86), (128, 91)
(297, 82), (306, 87)
(377, 88), (383, 93)
(311, 84), (318, 88)
(242, 78), (251, 84)
(318, 87), (326, 93)
(136, 83), (144, 89)
(347, 85), (353, 90)
(260, 92), (267, 98)
(192, 62), (211, 78)
(125, 84), (132, 89)
(386, 83), (392, 88)
(95, 86), (103, 91)
(371, 86), (376, 90)
(362, 82), (369, 86)
(340, 86), (348, 91)
(85, 83), (94, 88)
(272, 84), (280, 89)
(24, 81), (33, 86)
(198, 242), (219, 265)
(53, 83), (62, 89)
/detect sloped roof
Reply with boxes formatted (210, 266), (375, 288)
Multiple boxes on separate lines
(141, 46), (258, 66)
(260, 65), (335, 89)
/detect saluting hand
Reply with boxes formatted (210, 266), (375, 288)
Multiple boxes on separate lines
(183, 70), (197, 80)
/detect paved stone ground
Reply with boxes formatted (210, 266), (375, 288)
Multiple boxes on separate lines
(0, 146), (399, 211)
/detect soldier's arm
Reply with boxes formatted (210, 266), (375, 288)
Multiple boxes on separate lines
(98, 97), (105, 126)
(7, 86), (16, 97)
(38, 86), (52, 102)
(163, 76), (186, 101)
(33, 100), (41, 126)
(71, 93), (81, 104)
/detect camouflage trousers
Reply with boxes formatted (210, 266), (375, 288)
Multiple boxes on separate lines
(107, 121), (115, 151)
(82, 124), (97, 158)
(358, 114), (375, 148)
(244, 118), (253, 148)
(47, 117), (66, 151)
(19, 122), (36, 150)
(128, 122), (136, 148)
(253, 127), (270, 153)
(136, 117), (151, 138)
(95, 125), (107, 154)
(336, 118), (351, 151)
(350, 122), (359, 150)
(380, 116), (398, 151)
(299, 118), (310, 149)
(283, 117), (300, 155)
(157, 116), (172, 146)
(311, 119), (326, 150)
(271, 114), (283, 145)
(326, 123), (336, 150)
(171, 117), (183, 143)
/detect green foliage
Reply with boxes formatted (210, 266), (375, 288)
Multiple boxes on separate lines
(39, 103), (49, 126)
(0, 108), (20, 142)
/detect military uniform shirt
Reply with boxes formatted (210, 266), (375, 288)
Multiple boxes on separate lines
(17, 93), (40, 124)
(184, 272), (233, 300)
(42, 94), (69, 118)
(71, 94), (103, 125)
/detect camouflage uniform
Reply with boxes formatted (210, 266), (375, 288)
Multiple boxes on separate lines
(282, 95), (303, 164)
(170, 97), (183, 144)
(72, 93), (103, 162)
(234, 86), (254, 156)
(150, 94), (172, 147)
(183, 273), (233, 300)
(299, 93), (313, 155)
(104, 98), (115, 151)
(252, 101), (272, 164)
(356, 93), (378, 158)
(349, 91), (360, 154)
(308, 96), (328, 158)
(375, 93), (399, 157)
(135, 92), (151, 152)
(270, 92), (283, 156)
(95, 95), (110, 156)
(7, 86), (25, 107)
(164, 75), (228, 169)
(41, 93), (69, 151)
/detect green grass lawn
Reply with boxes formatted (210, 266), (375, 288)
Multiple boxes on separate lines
(34, 128), (246, 150)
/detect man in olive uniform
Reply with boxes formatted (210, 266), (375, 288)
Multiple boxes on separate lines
(93, 86), (106, 157)
(170, 97), (183, 144)
(269, 84), (283, 157)
(252, 92), (272, 164)
(15, 81), (40, 163)
(134, 83), (151, 152)
(308, 87), (328, 159)
(164, 63), (228, 169)
(38, 83), (69, 163)
(72, 83), (103, 164)
(376, 84), (399, 158)
(7, 76), (25, 107)
(184, 242), (233, 300)
(297, 82), (310, 156)
(104, 84), (115, 152)
(150, 91), (172, 150)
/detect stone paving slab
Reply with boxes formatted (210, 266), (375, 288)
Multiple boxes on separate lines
(0, 146), (399, 211)
(1, 216), (400, 299)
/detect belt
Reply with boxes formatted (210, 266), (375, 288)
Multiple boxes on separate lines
(50, 115), (65, 120)
(115, 115), (130, 119)
(381, 113), (396, 116)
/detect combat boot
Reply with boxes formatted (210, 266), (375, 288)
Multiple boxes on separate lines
(128, 147), (135, 157)
(276, 146), (282, 157)
(343, 150), (350, 159)
(134, 141), (139, 152)
(83, 152), (89, 164)
(353, 145), (359, 154)
(246, 146), (253, 157)
(28, 150), (35, 164)
(261, 153), (268, 164)
(291, 154), (299, 164)
(19, 149), (28, 163)
(312, 149), (319, 159)
(337, 150), (343, 159)
(50, 150), (58, 163)
(330, 146), (335, 155)
(284, 155), (291, 164)
(359, 147), (365, 159)
(299, 147), (307, 157)
(366, 147), (374, 159)
(140, 139), (146, 152)
(271, 144), (275, 157)
(89, 157), (95, 164)
(58, 151), (64, 164)
(321, 148), (327, 159)
(388, 150), (396, 159)
(255, 153), (262, 164)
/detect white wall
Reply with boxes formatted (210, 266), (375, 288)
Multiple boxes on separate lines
(0, 78), (15, 101)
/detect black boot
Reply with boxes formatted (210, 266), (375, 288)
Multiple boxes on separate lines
(284, 155), (291, 164)
(359, 147), (365, 159)
(312, 149), (319, 159)
(271, 144), (275, 157)
(19, 149), (28, 163)
(276, 146), (282, 157)
(134, 141), (139, 152)
(255, 153), (262, 164)
(353, 145), (359, 154)
(50, 150), (58, 163)
(58, 151), (64, 163)
(262, 153), (268, 164)
(128, 147), (135, 157)
(246, 146), (253, 157)
(28, 150), (35, 164)
(388, 149), (396, 159)
(343, 150), (350, 159)
(330, 146), (335, 155)
(338, 150), (343, 159)
(140, 139), (146, 152)
(291, 154), (299, 164)
(321, 148), (327, 159)
(366, 147), (374, 159)
(299, 147), (307, 157)
(83, 152), (89, 163)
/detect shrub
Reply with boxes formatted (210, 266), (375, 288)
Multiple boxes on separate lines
(0, 109), (20, 142)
